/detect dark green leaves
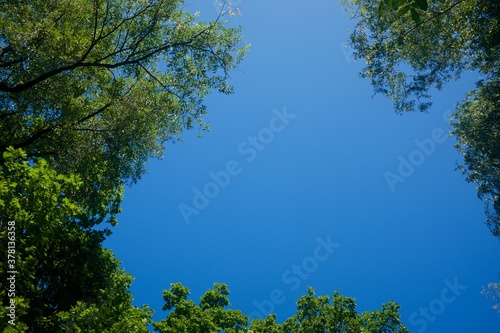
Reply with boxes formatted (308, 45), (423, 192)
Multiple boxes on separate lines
(378, 0), (428, 23)
(415, 0), (428, 11)
(410, 7), (421, 23)
(346, 0), (500, 238)
(409, 0), (429, 23)
(451, 79), (500, 237)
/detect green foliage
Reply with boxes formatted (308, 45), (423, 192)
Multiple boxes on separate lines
(452, 78), (500, 236)
(153, 283), (248, 333)
(153, 284), (408, 333)
(0, 2), (412, 332)
(0, 148), (151, 332)
(55, 268), (153, 333)
(344, 0), (500, 238)
(344, 0), (500, 113)
(0, 0), (248, 228)
(250, 287), (408, 333)
(378, 0), (428, 23)
(0, 1), (248, 331)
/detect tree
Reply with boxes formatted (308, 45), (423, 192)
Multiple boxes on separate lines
(152, 283), (408, 333)
(0, 148), (152, 332)
(343, 0), (500, 237)
(153, 282), (248, 333)
(344, 0), (499, 113)
(452, 78), (500, 236)
(54, 268), (153, 333)
(250, 287), (408, 333)
(0, 0), (248, 229)
(1, 1), (247, 330)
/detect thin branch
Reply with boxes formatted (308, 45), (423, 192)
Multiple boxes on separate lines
(71, 127), (121, 132)
(0, 8), (222, 94)
(0, 56), (26, 68)
(0, 101), (113, 153)
(396, 0), (466, 42)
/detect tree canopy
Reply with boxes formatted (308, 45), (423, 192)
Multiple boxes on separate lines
(452, 78), (500, 236)
(0, 148), (152, 332)
(344, 0), (499, 113)
(0, 0), (249, 331)
(0, 0), (247, 229)
(153, 283), (408, 333)
(153, 283), (248, 333)
(344, 0), (500, 237)
(249, 287), (408, 333)
(0, 0), (441, 331)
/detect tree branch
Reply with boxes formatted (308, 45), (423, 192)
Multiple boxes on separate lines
(0, 18), (218, 94)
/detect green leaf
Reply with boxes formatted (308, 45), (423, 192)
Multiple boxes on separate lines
(397, 4), (411, 16)
(410, 7), (421, 23)
(378, 2), (387, 16)
(414, 0), (428, 11)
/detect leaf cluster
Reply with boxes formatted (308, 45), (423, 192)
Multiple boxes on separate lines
(153, 283), (247, 333)
(452, 78), (500, 236)
(344, 0), (500, 239)
(345, 0), (500, 113)
(250, 287), (408, 333)
(378, 0), (428, 23)
(0, 148), (151, 331)
(0, 0), (248, 228)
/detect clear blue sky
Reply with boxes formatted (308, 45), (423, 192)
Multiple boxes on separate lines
(104, 1), (500, 331)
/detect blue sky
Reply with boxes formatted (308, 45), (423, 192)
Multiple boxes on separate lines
(104, 1), (500, 332)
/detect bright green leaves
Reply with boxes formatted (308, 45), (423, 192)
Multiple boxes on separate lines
(200, 283), (231, 310)
(155, 284), (408, 332)
(282, 288), (407, 333)
(0, 297), (29, 332)
(161, 282), (191, 311)
(154, 283), (247, 333)
(0, 149), (138, 331)
(360, 301), (409, 333)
